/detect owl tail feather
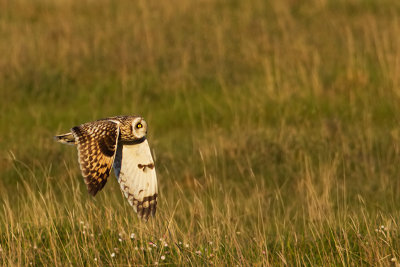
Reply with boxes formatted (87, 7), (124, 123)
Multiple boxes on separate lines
(54, 132), (76, 145)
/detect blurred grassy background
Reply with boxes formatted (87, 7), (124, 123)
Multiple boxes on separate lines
(2, 0), (400, 265)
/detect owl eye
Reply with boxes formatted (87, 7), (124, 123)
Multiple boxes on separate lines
(136, 123), (143, 129)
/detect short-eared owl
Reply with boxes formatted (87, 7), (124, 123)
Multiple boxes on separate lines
(55, 116), (157, 221)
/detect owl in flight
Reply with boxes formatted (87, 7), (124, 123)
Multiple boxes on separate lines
(55, 116), (158, 221)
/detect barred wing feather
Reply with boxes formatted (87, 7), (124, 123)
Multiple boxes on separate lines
(113, 139), (158, 221)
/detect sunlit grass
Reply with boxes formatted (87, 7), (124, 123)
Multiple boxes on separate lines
(1, 0), (400, 265)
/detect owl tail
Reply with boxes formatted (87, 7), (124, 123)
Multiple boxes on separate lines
(54, 132), (76, 145)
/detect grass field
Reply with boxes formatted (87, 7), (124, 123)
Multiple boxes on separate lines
(1, 0), (400, 265)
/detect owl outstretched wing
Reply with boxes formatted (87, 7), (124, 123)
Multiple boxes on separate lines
(113, 139), (158, 221)
(71, 121), (120, 196)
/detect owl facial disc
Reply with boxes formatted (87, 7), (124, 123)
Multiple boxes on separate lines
(131, 117), (147, 139)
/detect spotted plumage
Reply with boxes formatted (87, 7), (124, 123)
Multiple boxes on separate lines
(55, 116), (158, 221)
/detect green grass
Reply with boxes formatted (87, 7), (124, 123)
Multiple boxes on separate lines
(1, 0), (400, 265)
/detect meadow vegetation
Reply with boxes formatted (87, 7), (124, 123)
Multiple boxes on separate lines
(1, 0), (400, 265)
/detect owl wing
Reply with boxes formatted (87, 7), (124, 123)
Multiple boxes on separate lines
(113, 139), (158, 221)
(71, 121), (120, 196)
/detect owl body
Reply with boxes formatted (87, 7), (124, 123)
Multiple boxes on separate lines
(55, 115), (158, 221)
(66, 116), (144, 142)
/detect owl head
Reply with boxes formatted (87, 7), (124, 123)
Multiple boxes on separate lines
(131, 117), (148, 139)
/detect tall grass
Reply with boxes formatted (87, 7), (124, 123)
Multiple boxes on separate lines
(1, 0), (400, 265)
